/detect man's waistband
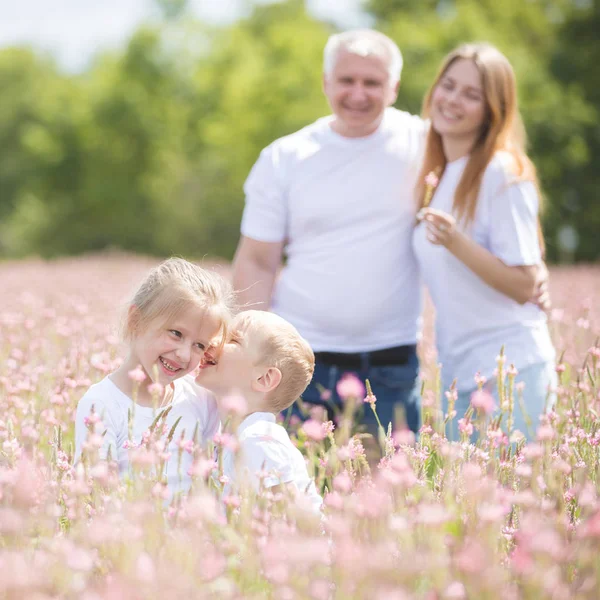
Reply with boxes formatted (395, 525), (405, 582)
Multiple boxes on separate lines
(314, 344), (417, 370)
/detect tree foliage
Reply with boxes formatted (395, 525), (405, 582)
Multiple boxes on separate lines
(0, 0), (597, 261)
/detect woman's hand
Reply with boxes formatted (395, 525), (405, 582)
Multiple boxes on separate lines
(418, 207), (457, 249)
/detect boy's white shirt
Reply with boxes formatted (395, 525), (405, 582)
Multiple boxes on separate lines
(222, 411), (323, 514)
(74, 374), (220, 496)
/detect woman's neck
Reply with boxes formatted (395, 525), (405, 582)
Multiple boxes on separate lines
(442, 134), (476, 163)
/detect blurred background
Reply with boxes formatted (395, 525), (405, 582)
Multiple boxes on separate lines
(0, 0), (598, 263)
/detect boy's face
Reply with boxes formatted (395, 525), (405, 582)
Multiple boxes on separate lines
(195, 318), (259, 397)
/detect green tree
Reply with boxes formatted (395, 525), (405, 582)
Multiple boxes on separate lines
(550, 0), (600, 261)
(367, 0), (597, 262)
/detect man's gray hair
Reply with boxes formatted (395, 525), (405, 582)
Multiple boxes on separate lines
(323, 30), (403, 86)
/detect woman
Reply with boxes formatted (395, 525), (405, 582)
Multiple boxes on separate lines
(412, 43), (556, 440)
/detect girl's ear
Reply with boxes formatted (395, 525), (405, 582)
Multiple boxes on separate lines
(253, 367), (282, 395)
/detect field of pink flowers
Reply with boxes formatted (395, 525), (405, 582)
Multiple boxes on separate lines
(1, 254), (600, 599)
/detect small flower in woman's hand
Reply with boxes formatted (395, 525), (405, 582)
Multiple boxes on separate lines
(423, 168), (441, 207)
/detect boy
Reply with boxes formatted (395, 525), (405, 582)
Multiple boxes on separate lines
(196, 310), (322, 513)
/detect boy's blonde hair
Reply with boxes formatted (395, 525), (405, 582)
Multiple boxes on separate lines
(235, 311), (315, 413)
(124, 257), (236, 349)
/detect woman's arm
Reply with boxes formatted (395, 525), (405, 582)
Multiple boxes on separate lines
(418, 207), (538, 304)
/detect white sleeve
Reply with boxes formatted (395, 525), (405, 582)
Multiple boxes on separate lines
(488, 179), (542, 266)
(240, 143), (288, 243)
(163, 387), (220, 497)
(201, 396), (220, 446)
(74, 392), (121, 464)
(240, 436), (294, 489)
(164, 426), (194, 498)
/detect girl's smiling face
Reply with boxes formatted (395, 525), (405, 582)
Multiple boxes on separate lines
(131, 303), (222, 385)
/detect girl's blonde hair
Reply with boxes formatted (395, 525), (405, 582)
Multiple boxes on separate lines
(124, 257), (236, 349)
(415, 43), (545, 253)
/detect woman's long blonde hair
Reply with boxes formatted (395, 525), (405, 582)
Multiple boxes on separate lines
(415, 43), (544, 253)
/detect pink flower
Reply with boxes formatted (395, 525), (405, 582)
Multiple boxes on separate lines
(444, 581), (467, 599)
(320, 389), (332, 401)
(363, 393), (377, 406)
(474, 372), (487, 386)
(302, 419), (327, 441)
(425, 171), (439, 188)
(220, 394), (247, 416)
(458, 418), (473, 436)
(536, 424), (555, 442)
(333, 471), (353, 494)
(470, 389), (495, 415)
(445, 389), (458, 402)
(128, 366), (146, 383)
(323, 420), (335, 435)
(324, 491), (344, 510)
(147, 382), (164, 397)
(336, 373), (365, 401)
(177, 438), (194, 453)
(392, 429), (416, 446)
(223, 495), (241, 509)
(188, 458), (216, 479)
(199, 551), (226, 581)
(580, 510), (600, 538)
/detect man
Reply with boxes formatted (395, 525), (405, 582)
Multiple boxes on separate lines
(231, 29), (425, 434)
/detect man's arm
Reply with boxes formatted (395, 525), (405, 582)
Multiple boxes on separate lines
(231, 235), (284, 311)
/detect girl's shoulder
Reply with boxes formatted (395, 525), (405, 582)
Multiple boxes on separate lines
(76, 376), (131, 429)
(173, 374), (212, 400)
(172, 375), (218, 415)
(78, 376), (129, 408)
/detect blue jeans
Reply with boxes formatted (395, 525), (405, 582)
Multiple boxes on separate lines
(444, 360), (557, 442)
(286, 347), (421, 434)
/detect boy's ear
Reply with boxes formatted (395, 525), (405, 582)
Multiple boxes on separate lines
(253, 367), (282, 395)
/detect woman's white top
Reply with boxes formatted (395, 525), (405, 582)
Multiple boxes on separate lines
(222, 412), (323, 514)
(412, 152), (555, 391)
(75, 375), (219, 495)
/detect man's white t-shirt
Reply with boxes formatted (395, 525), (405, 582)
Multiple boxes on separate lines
(222, 412), (323, 514)
(75, 375), (219, 495)
(241, 108), (427, 352)
(412, 152), (555, 391)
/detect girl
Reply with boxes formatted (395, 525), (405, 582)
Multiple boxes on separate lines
(75, 257), (235, 494)
(412, 43), (556, 440)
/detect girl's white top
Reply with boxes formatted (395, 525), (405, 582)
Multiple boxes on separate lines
(412, 152), (555, 391)
(75, 375), (219, 495)
(222, 412), (323, 514)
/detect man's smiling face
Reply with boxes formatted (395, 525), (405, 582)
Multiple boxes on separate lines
(323, 49), (399, 138)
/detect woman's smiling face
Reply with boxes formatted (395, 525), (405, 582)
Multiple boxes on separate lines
(430, 58), (487, 144)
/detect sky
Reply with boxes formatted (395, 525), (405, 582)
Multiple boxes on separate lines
(0, 0), (371, 72)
